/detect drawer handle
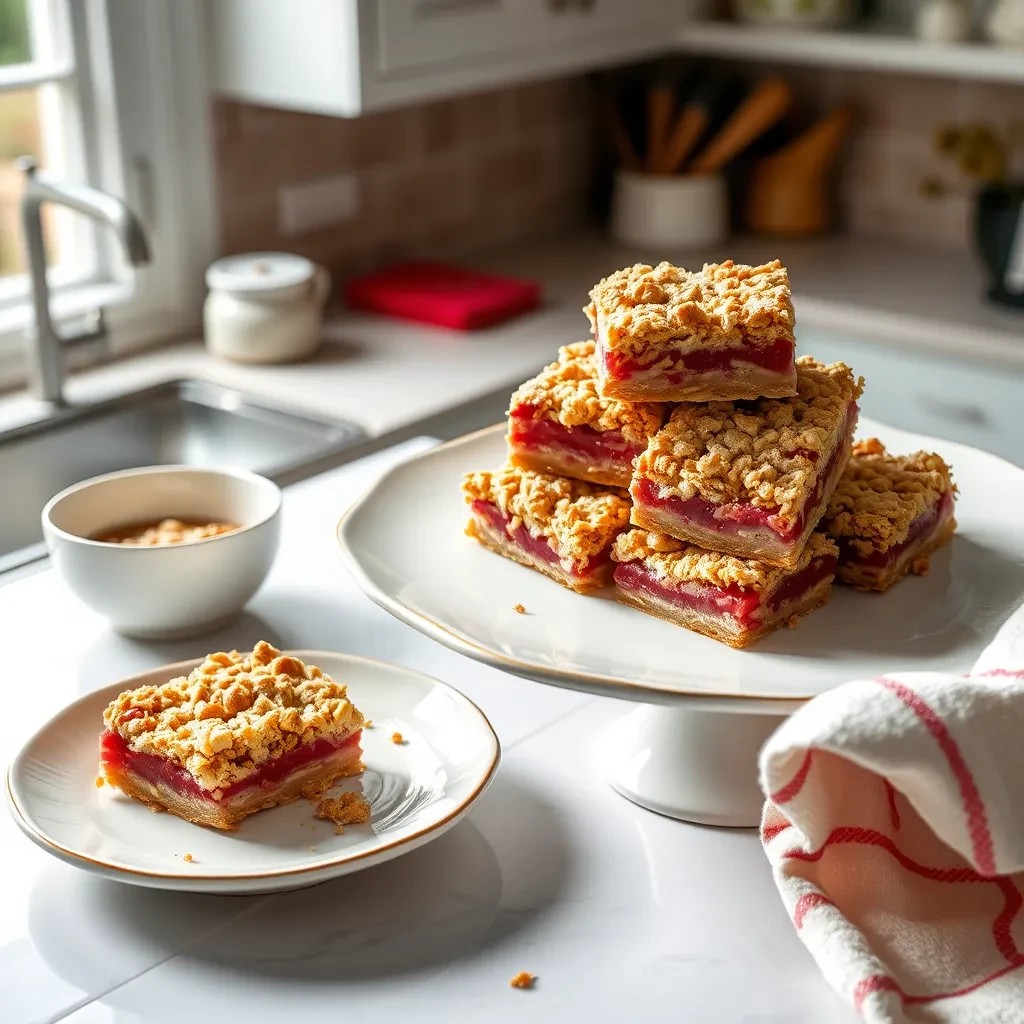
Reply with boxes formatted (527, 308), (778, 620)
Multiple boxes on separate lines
(415, 0), (500, 17)
(915, 395), (990, 426)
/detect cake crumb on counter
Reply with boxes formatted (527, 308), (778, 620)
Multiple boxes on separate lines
(510, 971), (536, 990)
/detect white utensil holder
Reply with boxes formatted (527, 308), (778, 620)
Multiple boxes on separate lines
(611, 170), (728, 249)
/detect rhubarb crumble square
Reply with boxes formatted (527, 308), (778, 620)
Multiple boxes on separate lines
(100, 642), (365, 830)
(507, 340), (666, 488)
(823, 438), (957, 592)
(585, 260), (797, 403)
(613, 529), (838, 648)
(630, 356), (863, 568)
(462, 463), (630, 593)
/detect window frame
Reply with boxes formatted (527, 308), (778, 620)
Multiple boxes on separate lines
(0, 0), (216, 389)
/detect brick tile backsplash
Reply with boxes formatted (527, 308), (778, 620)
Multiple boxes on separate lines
(214, 65), (1021, 267)
(213, 77), (594, 288)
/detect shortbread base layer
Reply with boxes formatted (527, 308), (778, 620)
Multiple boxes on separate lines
(837, 495), (956, 593)
(598, 362), (798, 403)
(613, 559), (835, 649)
(466, 508), (612, 594)
(630, 405), (857, 568)
(509, 446), (630, 488)
(101, 731), (364, 830)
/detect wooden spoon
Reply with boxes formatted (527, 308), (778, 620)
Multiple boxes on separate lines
(689, 77), (794, 175)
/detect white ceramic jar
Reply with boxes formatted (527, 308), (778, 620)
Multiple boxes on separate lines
(203, 252), (330, 364)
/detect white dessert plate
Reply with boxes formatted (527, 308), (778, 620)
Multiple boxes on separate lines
(7, 652), (499, 894)
(337, 421), (1024, 706)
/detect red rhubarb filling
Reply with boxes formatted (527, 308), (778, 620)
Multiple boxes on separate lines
(508, 408), (642, 469)
(635, 404), (857, 544)
(614, 553), (836, 631)
(604, 337), (794, 384)
(841, 491), (954, 569)
(100, 729), (362, 802)
(472, 498), (608, 577)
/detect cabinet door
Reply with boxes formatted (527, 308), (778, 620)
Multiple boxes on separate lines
(529, 0), (685, 44)
(801, 330), (1024, 467)
(376, 0), (533, 73)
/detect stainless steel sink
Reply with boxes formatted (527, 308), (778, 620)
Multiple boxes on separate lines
(0, 379), (365, 573)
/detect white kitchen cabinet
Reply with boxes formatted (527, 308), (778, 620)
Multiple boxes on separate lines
(800, 330), (1024, 467)
(208, 0), (695, 117)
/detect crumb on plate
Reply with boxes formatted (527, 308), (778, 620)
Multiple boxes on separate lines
(510, 971), (536, 990)
(95, 775), (105, 787)
(391, 731), (405, 745)
(513, 603), (527, 614)
(364, 719), (374, 729)
(182, 853), (194, 863)
(911, 556), (931, 576)
(316, 791), (372, 828)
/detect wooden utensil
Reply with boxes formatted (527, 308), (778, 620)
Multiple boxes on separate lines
(596, 77), (641, 171)
(656, 77), (728, 174)
(746, 106), (855, 236)
(689, 77), (794, 175)
(643, 59), (692, 172)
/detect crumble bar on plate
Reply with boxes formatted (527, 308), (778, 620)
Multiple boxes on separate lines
(612, 529), (838, 648)
(100, 641), (365, 830)
(823, 437), (957, 592)
(630, 356), (863, 568)
(507, 339), (666, 488)
(462, 463), (630, 593)
(584, 260), (797, 403)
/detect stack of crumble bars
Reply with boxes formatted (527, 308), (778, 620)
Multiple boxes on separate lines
(463, 260), (958, 649)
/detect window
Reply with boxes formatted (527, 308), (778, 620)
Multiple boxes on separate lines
(0, 0), (215, 387)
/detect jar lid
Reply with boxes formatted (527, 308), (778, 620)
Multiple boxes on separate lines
(206, 252), (315, 294)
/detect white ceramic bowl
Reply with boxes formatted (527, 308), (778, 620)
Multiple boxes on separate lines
(42, 466), (282, 638)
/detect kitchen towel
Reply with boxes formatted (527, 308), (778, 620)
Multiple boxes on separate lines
(760, 602), (1024, 1023)
(344, 262), (541, 330)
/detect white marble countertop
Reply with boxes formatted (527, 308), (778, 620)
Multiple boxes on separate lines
(0, 439), (856, 1024)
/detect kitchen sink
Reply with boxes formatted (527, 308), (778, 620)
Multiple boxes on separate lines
(0, 379), (365, 573)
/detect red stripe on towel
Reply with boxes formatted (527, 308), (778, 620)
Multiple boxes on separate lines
(793, 892), (834, 929)
(853, 974), (901, 1012)
(875, 676), (996, 876)
(770, 750), (814, 805)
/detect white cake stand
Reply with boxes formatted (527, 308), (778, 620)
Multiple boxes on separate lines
(337, 423), (1024, 827)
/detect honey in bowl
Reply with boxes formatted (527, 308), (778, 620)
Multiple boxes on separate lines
(93, 518), (239, 546)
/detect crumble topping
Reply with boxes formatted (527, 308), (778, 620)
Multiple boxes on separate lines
(96, 518), (238, 545)
(510, 972), (536, 990)
(614, 529), (837, 591)
(103, 641), (364, 794)
(585, 260), (794, 357)
(635, 357), (863, 530)
(823, 439), (955, 555)
(315, 791), (371, 830)
(508, 340), (665, 444)
(463, 463), (630, 563)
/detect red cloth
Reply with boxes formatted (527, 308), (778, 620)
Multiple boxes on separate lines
(344, 262), (541, 331)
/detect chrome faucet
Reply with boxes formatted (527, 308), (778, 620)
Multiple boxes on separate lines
(17, 156), (151, 406)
